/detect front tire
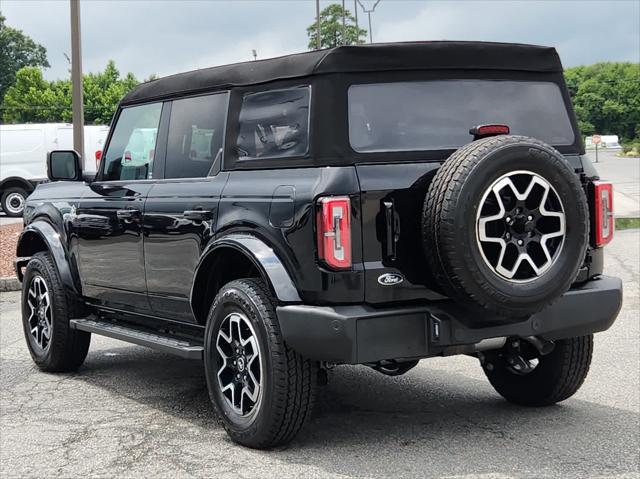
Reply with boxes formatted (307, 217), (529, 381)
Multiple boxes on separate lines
(483, 335), (593, 406)
(204, 279), (318, 449)
(21, 252), (91, 372)
(2, 186), (28, 217)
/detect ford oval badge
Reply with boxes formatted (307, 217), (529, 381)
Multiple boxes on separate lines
(378, 273), (404, 286)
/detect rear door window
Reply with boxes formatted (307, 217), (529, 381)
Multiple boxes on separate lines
(348, 80), (575, 153)
(235, 86), (310, 161)
(164, 92), (229, 179)
(102, 102), (162, 181)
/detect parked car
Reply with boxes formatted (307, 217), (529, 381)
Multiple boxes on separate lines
(15, 42), (622, 449)
(0, 123), (108, 216)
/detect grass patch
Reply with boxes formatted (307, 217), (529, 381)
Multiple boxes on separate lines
(615, 217), (640, 230)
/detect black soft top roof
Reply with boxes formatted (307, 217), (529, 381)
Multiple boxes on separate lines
(121, 41), (563, 105)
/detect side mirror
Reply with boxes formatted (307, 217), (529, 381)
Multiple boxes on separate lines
(47, 150), (83, 181)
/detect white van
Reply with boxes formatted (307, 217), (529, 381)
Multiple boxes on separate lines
(585, 135), (622, 149)
(0, 123), (109, 216)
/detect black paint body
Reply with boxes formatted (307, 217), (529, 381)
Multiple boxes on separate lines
(17, 45), (613, 362)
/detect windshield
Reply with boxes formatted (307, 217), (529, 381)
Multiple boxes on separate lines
(348, 80), (575, 153)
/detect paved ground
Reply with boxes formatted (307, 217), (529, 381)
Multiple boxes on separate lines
(0, 212), (23, 227)
(0, 229), (638, 478)
(586, 150), (640, 218)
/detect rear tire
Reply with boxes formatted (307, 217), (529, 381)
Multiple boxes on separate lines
(484, 335), (593, 406)
(204, 279), (318, 449)
(21, 252), (91, 372)
(2, 186), (28, 217)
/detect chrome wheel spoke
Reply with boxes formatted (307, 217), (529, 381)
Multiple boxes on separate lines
(476, 171), (566, 282)
(26, 275), (52, 350)
(215, 311), (263, 417)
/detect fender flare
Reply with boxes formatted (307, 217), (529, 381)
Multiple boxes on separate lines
(191, 233), (301, 304)
(16, 221), (80, 295)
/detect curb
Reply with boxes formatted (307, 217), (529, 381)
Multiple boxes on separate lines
(0, 277), (21, 292)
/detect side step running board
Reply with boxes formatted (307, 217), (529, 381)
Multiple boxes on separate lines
(69, 318), (204, 360)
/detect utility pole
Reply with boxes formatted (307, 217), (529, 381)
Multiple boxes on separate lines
(357, 0), (381, 44)
(342, 0), (346, 45)
(354, 0), (359, 43)
(316, 0), (321, 50)
(70, 0), (84, 159)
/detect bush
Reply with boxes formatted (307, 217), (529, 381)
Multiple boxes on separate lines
(621, 140), (640, 157)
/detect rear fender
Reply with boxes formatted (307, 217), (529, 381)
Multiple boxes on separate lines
(191, 233), (301, 304)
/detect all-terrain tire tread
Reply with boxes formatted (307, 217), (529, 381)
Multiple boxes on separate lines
(22, 252), (90, 372)
(485, 335), (593, 406)
(422, 135), (589, 317)
(207, 279), (317, 448)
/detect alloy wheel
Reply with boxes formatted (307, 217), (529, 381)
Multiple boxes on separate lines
(26, 275), (52, 351)
(215, 312), (263, 417)
(476, 170), (566, 282)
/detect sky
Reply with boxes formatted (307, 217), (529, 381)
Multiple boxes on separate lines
(2, 0), (639, 81)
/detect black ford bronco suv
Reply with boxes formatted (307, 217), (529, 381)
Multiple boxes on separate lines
(15, 42), (622, 449)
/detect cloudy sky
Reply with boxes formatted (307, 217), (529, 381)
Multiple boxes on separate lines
(3, 0), (639, 81)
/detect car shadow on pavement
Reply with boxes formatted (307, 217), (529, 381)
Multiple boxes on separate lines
(77, 345), (639, 478)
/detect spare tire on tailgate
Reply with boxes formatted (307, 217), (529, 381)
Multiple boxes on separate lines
(422, 135), (588, 318)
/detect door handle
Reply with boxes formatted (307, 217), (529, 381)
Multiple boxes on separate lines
(116, 209), (140, 220)
(383, 201), (400, 260)
(183, 210), (213, 221)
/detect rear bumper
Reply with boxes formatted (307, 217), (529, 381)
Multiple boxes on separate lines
(277, 275), (623, 364)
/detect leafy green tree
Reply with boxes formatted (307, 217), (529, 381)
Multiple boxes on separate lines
(1, 61), (140, 124)
(0, 67), (56, 123)
(307, 3), (367, 49)
(83, 60), (140, 123)
(565, 62), (640, 141)
(0, 13), (50, 102)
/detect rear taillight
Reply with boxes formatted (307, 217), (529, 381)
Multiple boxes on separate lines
(593, 181), (614, 247)
(95, 150), (102, 169)
(316, 196), (351, 270)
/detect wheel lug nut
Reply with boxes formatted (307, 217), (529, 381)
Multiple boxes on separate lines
(527, 215), (533, 221)
(506, 217), (512, 224)
(517, 239), (524, 246)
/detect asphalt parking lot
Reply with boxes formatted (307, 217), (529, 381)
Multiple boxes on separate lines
(0, 232), (638, 479)
(588, 150), (640, 218)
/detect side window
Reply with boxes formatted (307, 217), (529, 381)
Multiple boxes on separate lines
(165, 93), (228, 179)
(102, 103), (162, 181)
(236, 86), (310, 161)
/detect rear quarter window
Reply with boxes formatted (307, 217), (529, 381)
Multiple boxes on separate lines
(235, 86), (310, 161)
(348, 80), (575, 153)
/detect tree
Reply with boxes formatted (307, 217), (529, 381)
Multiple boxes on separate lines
(83, 60), (140, 123)
(0, 13), (50, 102)
(1, 61), (141, 124)
(564, 62), (640, 141)
(307, 3), (367, 50)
